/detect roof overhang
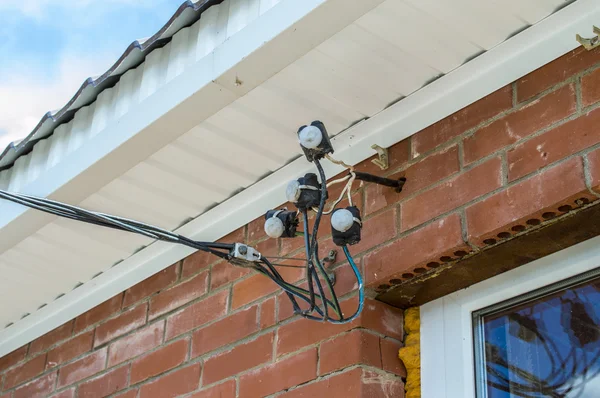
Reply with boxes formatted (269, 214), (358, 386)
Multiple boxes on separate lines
(0, 0), (598, 357)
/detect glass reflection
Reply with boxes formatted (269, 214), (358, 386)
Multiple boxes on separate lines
(481, 278), (600, 397)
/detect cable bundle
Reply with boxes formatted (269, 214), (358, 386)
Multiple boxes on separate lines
(0, 121), (404, 325)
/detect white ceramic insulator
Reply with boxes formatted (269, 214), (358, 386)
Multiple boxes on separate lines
(264, 217), (285, 238)
(298, 125), (323, 149)
(331, 209), (354, 232)
(286, 180), (301, 203)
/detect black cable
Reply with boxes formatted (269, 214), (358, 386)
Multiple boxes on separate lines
(302, 210), (317, 314)
(0, 150), (366, 325)
(0, 189), (232, 260)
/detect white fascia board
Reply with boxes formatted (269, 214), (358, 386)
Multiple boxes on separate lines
(0, 0), (598, 357)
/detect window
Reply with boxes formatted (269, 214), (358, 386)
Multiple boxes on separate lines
(473, 273), (600, 397)
(421, 236), (600, 398)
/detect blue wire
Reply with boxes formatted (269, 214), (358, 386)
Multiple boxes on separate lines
(328, 245), (364, 324)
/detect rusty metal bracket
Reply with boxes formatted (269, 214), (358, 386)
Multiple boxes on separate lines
(322, 250), (337, 285)
(370, 144), (389, 170)
(576, 26), (600, 51)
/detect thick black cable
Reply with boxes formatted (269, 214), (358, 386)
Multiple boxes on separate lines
(0, 190), (232, 260)
(302, 210), (317, 313)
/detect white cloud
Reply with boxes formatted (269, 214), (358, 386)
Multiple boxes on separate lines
(0, 52), (114, 150)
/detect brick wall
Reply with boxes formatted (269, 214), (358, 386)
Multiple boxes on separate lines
(2, 45), (600, 398)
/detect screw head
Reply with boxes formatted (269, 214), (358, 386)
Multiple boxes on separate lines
(238, 245), (248, 255)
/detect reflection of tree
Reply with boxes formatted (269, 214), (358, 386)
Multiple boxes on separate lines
(485, 290), (600, 398)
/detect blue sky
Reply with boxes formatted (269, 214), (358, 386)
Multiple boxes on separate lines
(0, 0), (186, 150)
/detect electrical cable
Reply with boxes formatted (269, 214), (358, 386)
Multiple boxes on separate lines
(0, 126), (371, 325)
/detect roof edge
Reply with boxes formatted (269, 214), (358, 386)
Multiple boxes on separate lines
(0, 0), (225, 170)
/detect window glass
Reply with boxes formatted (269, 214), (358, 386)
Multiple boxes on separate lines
(476, 277), (600, 397)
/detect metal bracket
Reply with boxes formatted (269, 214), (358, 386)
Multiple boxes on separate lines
(232, 243), (261, 262)
(370, 144), (389, 170)
(322, 250), (337, 286)
(576, 26), (600, 51)
(322, 250), (337, 264)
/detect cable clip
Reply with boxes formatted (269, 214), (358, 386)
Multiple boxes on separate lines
(232, 243), (262, 262)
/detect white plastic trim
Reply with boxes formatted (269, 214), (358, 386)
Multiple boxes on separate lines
(0, 0), (598, 357)
(420, 233), (600, 398)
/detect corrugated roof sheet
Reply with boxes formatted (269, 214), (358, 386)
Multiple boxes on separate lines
(0, 0), (224, 171)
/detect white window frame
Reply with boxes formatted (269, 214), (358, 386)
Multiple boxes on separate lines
(420, 234), (600, 398)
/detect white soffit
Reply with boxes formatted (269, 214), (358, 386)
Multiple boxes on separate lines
(0, 0), (593, 356)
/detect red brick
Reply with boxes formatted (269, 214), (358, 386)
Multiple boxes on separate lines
(361, 370), (405, 398)
(49, 387), (76, 398)
(366, 146), (460, 215)
(587, 147), (600, 190)
(279, 368), (362, 398)
(191, 306), (258, 358)
(13, 371), (57, 398)
(466, 157), (592, 246)
(189, 380), (236, 398)
(29, 321), (73, 355)
(280, 234), (305, 256)
(404, 145), (462, 196)
(239, 348), (317, 398)
(260, 297), (276, 329)
(352, 207), (397, 255)
(113, 390), (139, 398)
(354, 138), (411, 175)
(364, 214), (469, 286)
(354, 298), (404, 339)
(57, 348), (107, 388)
(380, 338), (407, 377)
(217, 227), (246, 245)
(0, 345), (27, 372)
(46, 331), (94, 368)
(94, 303), (147, 347)
(401, 157), (502, 230)
(78, 365), (129, 398)
(583, 67), (600, 107)
(130, 338), (189, 384)
(0, 393), (10, 398)
(149, 271), (208, 320)
(107, 321), (164, 366)
(74, 293), (123, 333)
(182, 250), (216, 279)
(203, 333), (274, 385)
(280, 369), (404, 398)
(319, 330), (381, 375)
(517, 46), (600, 102)
(464, 84), (577, 164)
(123, 263), (179, 307)
(508, 107), (600, 181)
(248, 217), (266, 243)
(210, 262), (251, 290)
(165, 290), (228, 340)
(277, 298), (402, 357)
(4, 353), (46, 389)
(232, 267), (303, 309)
(138, 363), (200, 398)
(412, 86), (512, 156)
(256, 237), (279, 258)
